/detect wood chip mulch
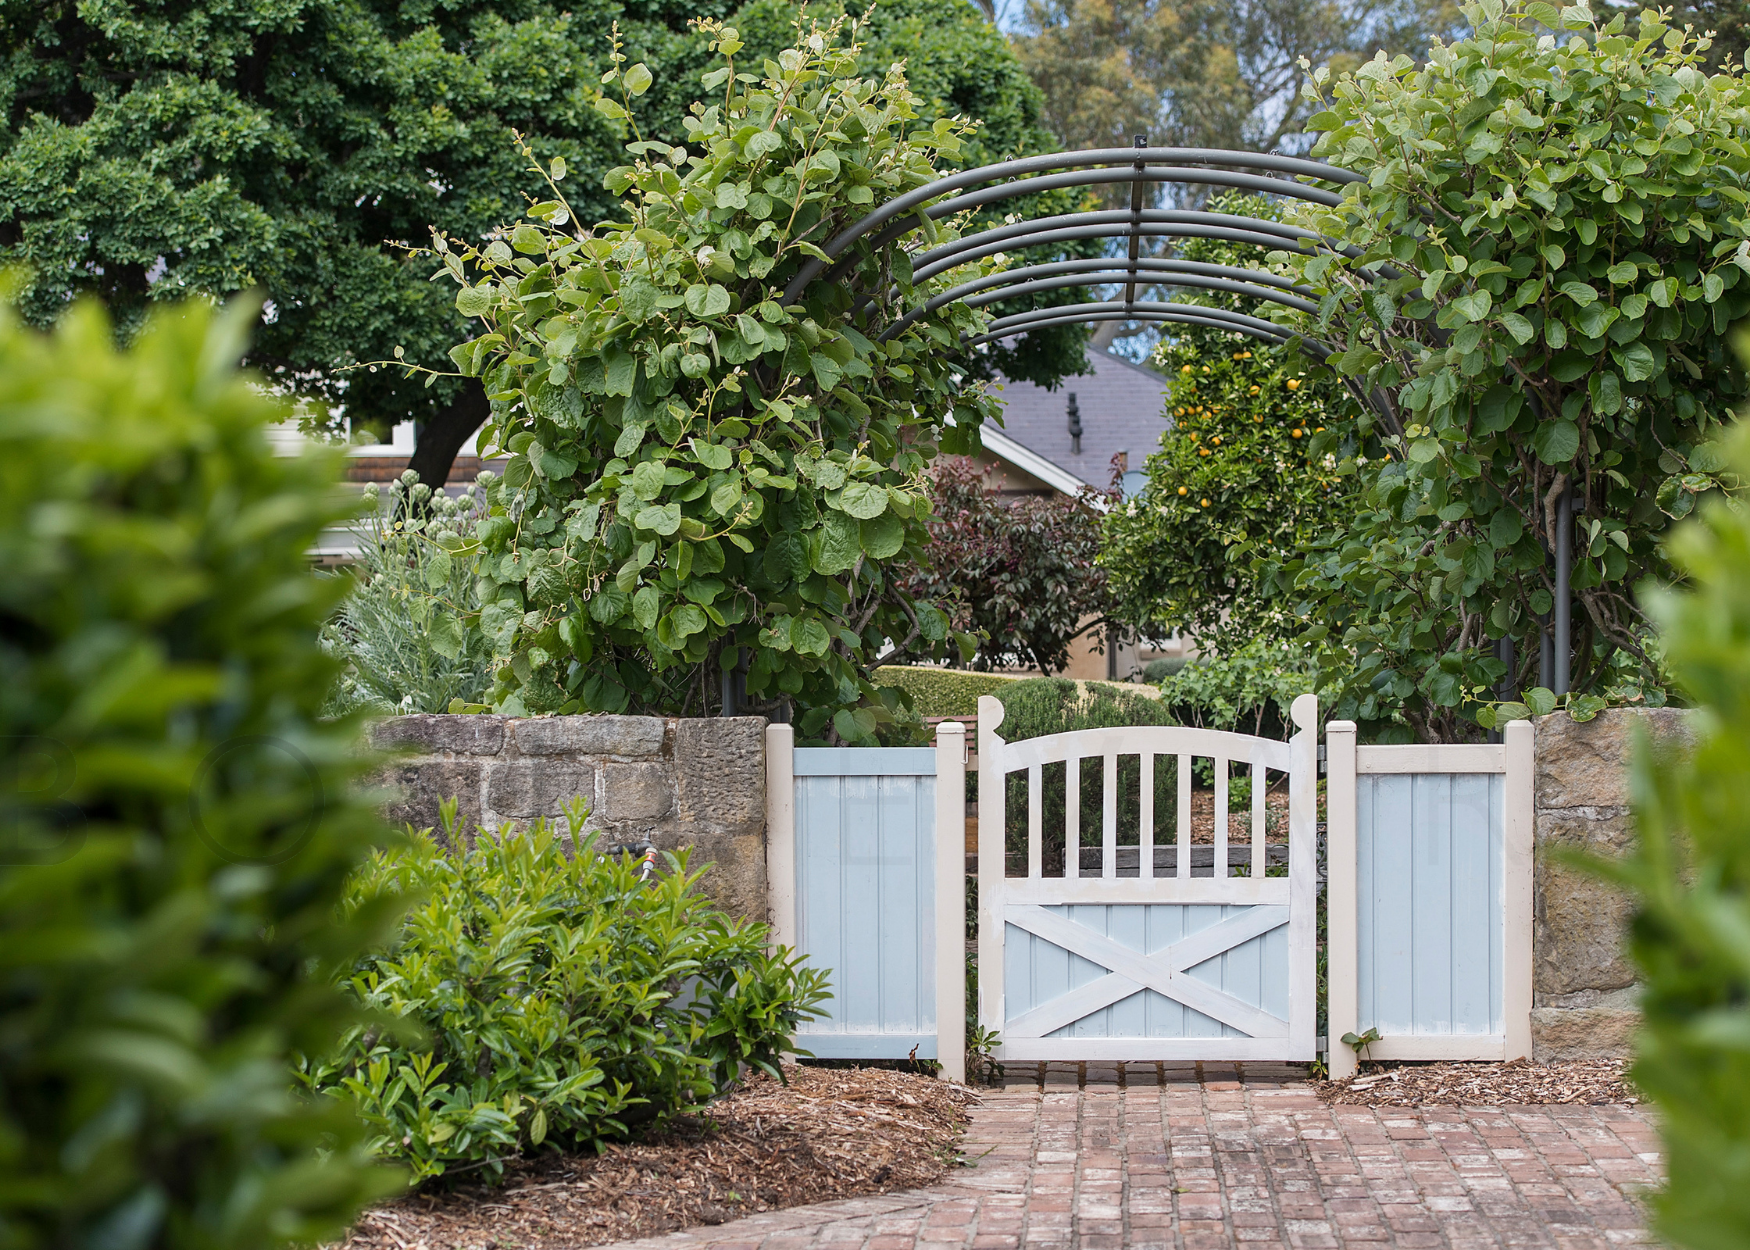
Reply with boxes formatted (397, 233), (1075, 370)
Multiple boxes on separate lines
(333, 1064), (978, 1250)
(1314, 1057), (1637, 1107)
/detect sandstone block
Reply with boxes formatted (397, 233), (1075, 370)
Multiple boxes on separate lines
(674, 717), (766, 835)
(1535, 855), (1637, 997)
(379, 760), (482, 837)
(1531, 988), (1640, 1061)
(1534, 707), (1693, 810)
(485, 760), (594, 819)
(512, 715), (666, 758)
(601, 762), (675, 822)
(370, 714), (506, 755)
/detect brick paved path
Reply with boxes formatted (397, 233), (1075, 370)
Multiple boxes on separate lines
(601, 1063), (1660, 1250)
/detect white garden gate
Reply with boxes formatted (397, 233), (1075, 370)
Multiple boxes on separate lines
(975, 693), (1319, 1062)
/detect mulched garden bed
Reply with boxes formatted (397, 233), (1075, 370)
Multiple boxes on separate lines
(1314, 1057), (1637, 1107)
(335, 1065), (977, 1250)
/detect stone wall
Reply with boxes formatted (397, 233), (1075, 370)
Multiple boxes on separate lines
(1531, 706), (1692, 1060)
(371, 714), (769, 920)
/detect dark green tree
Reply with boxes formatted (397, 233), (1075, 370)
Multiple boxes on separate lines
(0, 0), (1085, 489)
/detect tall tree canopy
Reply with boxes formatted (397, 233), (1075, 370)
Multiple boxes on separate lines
(0, 0), (1080, 485)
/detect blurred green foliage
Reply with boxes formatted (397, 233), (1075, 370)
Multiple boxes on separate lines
(1589, 423), (1750, 1250)
(0, 298), (403, 1249)
(306, 801), (829, 1183)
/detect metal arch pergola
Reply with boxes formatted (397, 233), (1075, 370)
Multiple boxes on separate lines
(773, 142), (1580, 701)
(781, 141), (1368, 355)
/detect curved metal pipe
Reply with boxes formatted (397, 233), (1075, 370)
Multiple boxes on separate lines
(910, 208), (1316, 273)
(882, 269), (1316, 340)
(922, 165), (1344, 220)
(962, 308), (1295, 349)
(881, 255), (1312, 335)
(909, 223), (1318, 288)
(963, 271), (1319, 314)
(784, 146), (1360, 299)
(983, 298), (1290, 339)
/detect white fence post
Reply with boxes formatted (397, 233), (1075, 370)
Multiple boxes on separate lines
(1503, 719), (1535, 1062)
(1288, 695), (1320, 1061)
(765, 722), (796, 954)
(935, 721), (967, 1083)
(975, 695), (1006, 1052)
(1324, 719), (1360, 1080)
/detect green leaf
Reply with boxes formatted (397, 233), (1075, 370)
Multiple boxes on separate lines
(1558, 280), (1599, 307)
(837, 481), (889, 520)
(1523, 687), (1558, 716)
(813, 511), (861, 574)
(792, 617), (831, 656)
(633, 503), (681, 535)
(619, 276), (661, 322)
(858, 512), (905, 559)
(632, 585), (660, 629)
(623, 63), (653, 95)
(1614, 341), (1656, 382)
(1532, 419), (1580, 463)
(429, 611), (464, 659)
(631, 460), (667, 500)
(456, 286), (495, 317)
(1499, 312), (1535, 344)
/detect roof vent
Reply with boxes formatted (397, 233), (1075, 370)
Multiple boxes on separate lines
(1066, 392), (1082, 454)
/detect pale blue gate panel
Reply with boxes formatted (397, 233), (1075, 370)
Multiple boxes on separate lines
(1357, 772), (1503, 1036)
(793, 747), (937, 1059)
(1003, 903), (1289, 1038)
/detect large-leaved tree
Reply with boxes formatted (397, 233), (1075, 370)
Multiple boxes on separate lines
(1274, 0), (1750, 739)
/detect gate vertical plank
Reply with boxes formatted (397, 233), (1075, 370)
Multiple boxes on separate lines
(1448, 772), (1498, 1034)
(1027, 763), (1042, 879)
(1214, 756), (1229, 879)
(1140, 752), (1155, 879)
(1066, 754), (1081, 878)
(1250, 759), (1265, 879)
(935, 721), (966, 1083)
(1103, 753), (1117, 879)
(1176, 753), (1192, 878)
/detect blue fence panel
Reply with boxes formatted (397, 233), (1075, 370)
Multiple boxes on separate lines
(793, 747), (937, 1059)
(1357, 772), (1504, 1037)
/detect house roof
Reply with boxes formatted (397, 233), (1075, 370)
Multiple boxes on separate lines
(984, 346), (1174, 491)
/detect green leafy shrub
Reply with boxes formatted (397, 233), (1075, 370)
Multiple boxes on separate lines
(872, 666), (1023, 718)
(0, 299), (402, 1249)
(398, 17), (1002, 740)
(1589, 424), (1750, 1249)
(305, 802), (830, 1183)
(323, 472), (495, 716)
(1280, 1), (1749, 737)
(1157, 637), (1321, 741)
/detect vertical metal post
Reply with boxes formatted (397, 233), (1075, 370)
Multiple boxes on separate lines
(1123, 135), (1147, 310)
(1553, 488), (1572, 697)
(1538, 618), (1552, 692)
(720, 647), (745, 715)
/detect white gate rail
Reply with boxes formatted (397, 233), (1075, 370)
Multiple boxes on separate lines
(1324, 720), (1534, 1078)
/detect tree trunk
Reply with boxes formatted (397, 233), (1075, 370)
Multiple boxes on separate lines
(406, 383), (489, 488)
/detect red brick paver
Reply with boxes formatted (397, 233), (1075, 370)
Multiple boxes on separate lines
(598, 1065), (1660, 1250)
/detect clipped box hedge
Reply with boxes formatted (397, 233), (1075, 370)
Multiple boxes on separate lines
(873, 666), (1025, 718)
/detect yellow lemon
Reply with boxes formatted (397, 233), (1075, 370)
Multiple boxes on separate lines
(1177, 486), (1188, 496)
(1199, 448), (1211, 457)
(1286, 379), (1301, 391)
(1200, 498), (1210, 507)
(1292, 428), (1304, 438)
(1181, 364), (1194, 374)
(1249, 385), (1261, 395)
